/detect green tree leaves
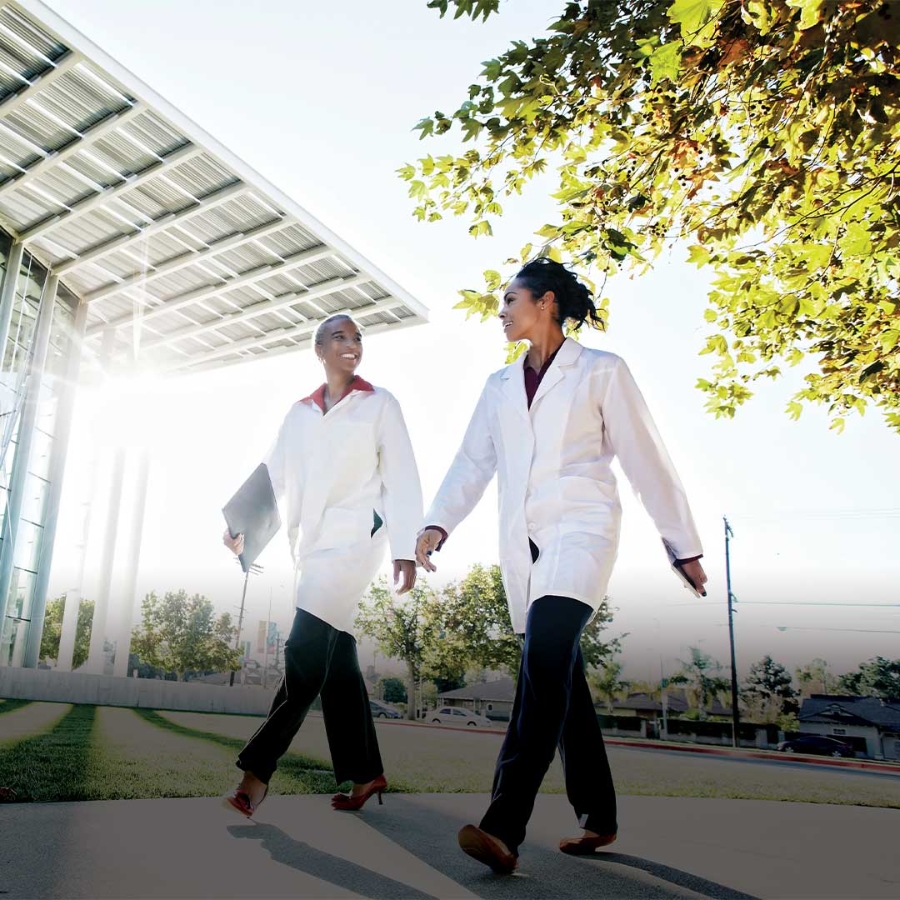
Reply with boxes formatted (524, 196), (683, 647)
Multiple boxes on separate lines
(408, 0), (900, 433)
(356, 566), (621, 698)
(668, 0), (726, 45)
(130, 590), (240, 681)
(40, 596), (94, 670)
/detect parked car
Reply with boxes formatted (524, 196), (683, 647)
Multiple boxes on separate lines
(429, 706), (491, 727)
(776, 735), (855, 758)
(369, 699), (403, 719)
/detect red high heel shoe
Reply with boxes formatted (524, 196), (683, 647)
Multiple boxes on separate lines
(222, 783), (268, 818)
(331, 774), (387, 811)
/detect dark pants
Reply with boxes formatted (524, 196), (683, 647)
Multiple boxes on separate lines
(236, 608), (383, 786)
(479, 544), (617, 854)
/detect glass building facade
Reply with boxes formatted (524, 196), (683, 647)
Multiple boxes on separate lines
(0, 231), (79, 667)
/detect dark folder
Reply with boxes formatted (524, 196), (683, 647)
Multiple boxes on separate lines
(223, 463), (281, 573)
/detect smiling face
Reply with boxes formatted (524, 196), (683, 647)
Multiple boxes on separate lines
(499, 276), (554, 343)
(316, 316), (363, 377)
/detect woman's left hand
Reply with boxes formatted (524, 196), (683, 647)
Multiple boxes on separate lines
(393, 559), (417, 595)
(682, 559), (709, 597)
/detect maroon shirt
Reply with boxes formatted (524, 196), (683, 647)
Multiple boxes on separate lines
(524, 344), (562, 408)
(426, 349), (701, 564)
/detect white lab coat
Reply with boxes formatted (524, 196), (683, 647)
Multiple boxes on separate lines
(425, 337), (702, 634)
(265, 381), (423, 634)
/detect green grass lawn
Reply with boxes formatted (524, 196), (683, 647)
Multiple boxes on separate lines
(0, 703), (350, 803)
(2, 703), (899, 808)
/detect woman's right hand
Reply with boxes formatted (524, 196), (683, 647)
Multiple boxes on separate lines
(415, 528), (443, 573)
(223, 529), (244, 556)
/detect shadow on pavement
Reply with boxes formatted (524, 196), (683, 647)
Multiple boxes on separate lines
(598, 853), (759, 900)
(228, 822), (438, 900)
(357, 796), (752, 900)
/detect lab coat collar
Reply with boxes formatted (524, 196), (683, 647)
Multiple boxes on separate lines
(500, 337), (583, 416)
(500, 337), (583, 380)
(303, 376), (375, 413)
(530, 336), (582, 407)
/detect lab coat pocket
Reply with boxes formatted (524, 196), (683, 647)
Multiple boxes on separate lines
(318, 506), (371, 549)
(559, 476), (619, 532)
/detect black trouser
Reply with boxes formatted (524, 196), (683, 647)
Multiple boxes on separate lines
(236, 608), (383, 786)
(479, 544), (617, 854)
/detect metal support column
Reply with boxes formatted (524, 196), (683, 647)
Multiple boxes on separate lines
(0, 240), (25, 368)
(0, 274), (58, 661)
(113, 448), (149, 677)
(23, 299), (89, 667)
(84, 446), (125, 674)
(56, 452), (97, 672)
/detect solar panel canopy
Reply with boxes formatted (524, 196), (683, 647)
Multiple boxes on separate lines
(0, 0), (427, 378)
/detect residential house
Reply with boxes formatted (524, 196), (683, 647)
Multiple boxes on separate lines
(611, 690), (731, 719)
(437, 677), (516, 721)
(798, 695), (900, 760)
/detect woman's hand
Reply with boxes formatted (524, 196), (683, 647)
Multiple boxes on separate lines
(393, 559), (417, 595)
(682, 559), (709, 597)
(415, 529), (443, 573)
(223, 529), (244, 556)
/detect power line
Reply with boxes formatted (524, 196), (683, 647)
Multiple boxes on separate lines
(738, 601), (900, 609)
(729, 508), (900, 522)
(714, 623), (900, 635)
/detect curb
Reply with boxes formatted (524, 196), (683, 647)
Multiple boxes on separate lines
(372, 717), (900, 775)
(607, 737), (900, 775)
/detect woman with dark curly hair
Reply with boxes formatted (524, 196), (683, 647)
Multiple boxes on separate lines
(417, 258), (707, 873)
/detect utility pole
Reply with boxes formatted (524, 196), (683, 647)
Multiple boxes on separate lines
(230, 561), (262, 687)
(660, 652), (668, 739)
(263, 587), (273, 690)
(724, 516), (740, 747)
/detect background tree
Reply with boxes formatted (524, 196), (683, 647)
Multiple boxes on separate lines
(794, 657), (833, 696)
(376, 676), (409, 704)
(438, 564), (521, 675)
(357, 565), (623, 711)
(406, 0), (900, 433)
(40, 596), (93, 669)
(440, 563), (622, 676)
(837, 656), (900, 699)
(676, 646), (730, 717)
(356, 579), (444, 720)
(743, 654), (798, 722)
(589, 657), (630, 712)
(130, 590), (240, 682)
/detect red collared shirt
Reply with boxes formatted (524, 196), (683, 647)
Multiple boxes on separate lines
(303, 375), (374, 413)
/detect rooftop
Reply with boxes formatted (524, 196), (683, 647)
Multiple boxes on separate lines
(438, 678), (516, 702)
(800, 695), (900, 729)
(0, 1), (427, 378)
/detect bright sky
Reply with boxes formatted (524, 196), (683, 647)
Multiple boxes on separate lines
(46, 0), (900, 682)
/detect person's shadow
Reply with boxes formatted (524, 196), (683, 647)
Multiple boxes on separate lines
(358, 799), (760, 900)
(229, 805), (759, 900)
(228, 823), (438, 900)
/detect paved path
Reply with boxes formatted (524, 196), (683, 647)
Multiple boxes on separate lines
(2, 793), (898, 899)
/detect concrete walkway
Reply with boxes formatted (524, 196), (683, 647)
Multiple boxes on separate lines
(2, 793), (897, 899)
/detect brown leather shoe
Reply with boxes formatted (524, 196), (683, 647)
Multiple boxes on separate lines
(458, 824), (518, 874)
(559, 832), (617, 855)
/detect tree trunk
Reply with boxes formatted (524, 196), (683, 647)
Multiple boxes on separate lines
(406, 663), (417, 721)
